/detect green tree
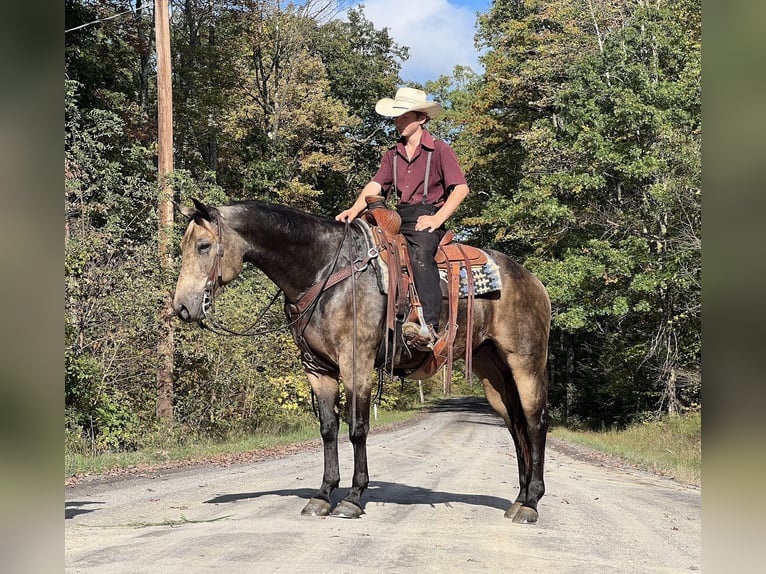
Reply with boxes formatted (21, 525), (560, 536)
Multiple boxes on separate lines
(461, 0), (700, 426)
(65, 79), (160, 449)
(66, 0), (414, 449)
(313, 6), (408, 213)
(541, 0), (701, 420)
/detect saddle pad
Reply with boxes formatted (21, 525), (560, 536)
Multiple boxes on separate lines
(439, 258), (503, 298)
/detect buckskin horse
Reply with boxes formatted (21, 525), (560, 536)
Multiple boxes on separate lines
(172, 198), (551, 523)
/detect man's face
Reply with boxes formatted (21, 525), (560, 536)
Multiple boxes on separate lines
(394, 111), (425, 138)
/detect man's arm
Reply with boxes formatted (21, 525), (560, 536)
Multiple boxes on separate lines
(336, 181), (383, 222)
(415, 183), (469, 232)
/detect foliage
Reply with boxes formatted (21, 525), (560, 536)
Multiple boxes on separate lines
(170, 2), (404, 215)
(459, 0), (701, 427)
(64, 0), (701, 453)
(65, 78), (159, 451)
(65, 0), (410, 450)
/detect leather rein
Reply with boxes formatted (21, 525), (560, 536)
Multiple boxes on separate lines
(198, 216), (378, 348)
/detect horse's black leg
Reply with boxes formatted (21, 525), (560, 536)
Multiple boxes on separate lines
(301, 374), (341, 517)
(473, 342), (548, 523)
(331, 377), (372, 519)
(503, 357), (548, 524)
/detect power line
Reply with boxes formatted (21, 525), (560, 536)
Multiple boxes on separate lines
(65, 8), (135, 34)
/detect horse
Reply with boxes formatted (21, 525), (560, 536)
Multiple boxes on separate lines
(172, 198), (551, 523)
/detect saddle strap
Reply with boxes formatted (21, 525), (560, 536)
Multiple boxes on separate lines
(369, 226), (421, 329)
(284, 305), (339, 377)
(384, 232), (402, 371)
(289, 248), (378, 316)
(456, 244), (475, 381)
(284, 244), (379, 377)
(408, 257), (461, 384)
(445, 261), (460, 394)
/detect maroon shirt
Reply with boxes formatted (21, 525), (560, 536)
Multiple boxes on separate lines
(372, 130), (467, 207)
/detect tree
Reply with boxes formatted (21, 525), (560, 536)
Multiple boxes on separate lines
(172, 2), (407, 213)
(459, 0), (700, 426)
(65, 79), (159, 450)
(312, 6), (407, 213)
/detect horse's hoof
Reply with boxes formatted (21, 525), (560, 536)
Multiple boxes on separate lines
(330, 500), (364, 519)
(510, 505), (539, 524)
(301, 497), (331, 516)
(504, 501), (522, 519)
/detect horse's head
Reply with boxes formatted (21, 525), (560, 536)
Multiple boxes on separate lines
(172, 199), (245, 322)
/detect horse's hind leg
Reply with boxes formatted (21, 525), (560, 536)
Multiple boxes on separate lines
(473, 342), (548, 523)
(506, 357), (548, 524)
(301, 373), (341, 516)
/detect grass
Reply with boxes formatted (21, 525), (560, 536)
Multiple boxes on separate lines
(551, 411), (701, 486)
(65, 406), (421, 480)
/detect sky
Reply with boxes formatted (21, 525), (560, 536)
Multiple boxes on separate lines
(349, 0), (492, 84)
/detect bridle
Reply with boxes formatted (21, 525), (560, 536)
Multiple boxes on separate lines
(195, 213), (378, 341)
(201, 214), (225, 320)
(197, 212), (286, 337)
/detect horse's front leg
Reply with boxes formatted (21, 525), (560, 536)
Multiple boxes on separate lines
(301, 373), (341, 517)
(331, 371), (373, 519)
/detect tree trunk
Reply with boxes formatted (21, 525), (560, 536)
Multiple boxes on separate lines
(564, 332), (575, 424)
(136, 0), (151, 115)
(666, 368), (678, 416)
(155, 0), (175, 421)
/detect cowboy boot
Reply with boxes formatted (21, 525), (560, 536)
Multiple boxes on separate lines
(402, 322), (438, 351)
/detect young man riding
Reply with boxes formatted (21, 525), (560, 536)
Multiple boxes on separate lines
(336, 88), (470, 350)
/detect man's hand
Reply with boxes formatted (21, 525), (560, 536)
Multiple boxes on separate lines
(415, 214), (441, 232)
(335, 208), (358, 222)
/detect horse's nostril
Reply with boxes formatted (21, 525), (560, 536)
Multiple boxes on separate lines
(175, 304), (190, 321)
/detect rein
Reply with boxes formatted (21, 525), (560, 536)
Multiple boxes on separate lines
(198, 216), (377, 347)
(198, 214), (288, 337)
(199, 289), (285, 337)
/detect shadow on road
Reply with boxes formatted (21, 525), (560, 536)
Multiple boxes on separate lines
(428, 395), (505, 427)
(65, 501), (105, 519)
(426, 395), (493, 414)
(204, 480), (509, 512)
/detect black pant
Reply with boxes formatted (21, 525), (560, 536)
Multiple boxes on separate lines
(398, 204), (445, 328)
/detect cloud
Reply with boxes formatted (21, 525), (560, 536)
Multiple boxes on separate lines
(354, 0), (482, 83)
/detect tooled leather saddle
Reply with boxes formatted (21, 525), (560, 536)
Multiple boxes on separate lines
(360, 196), (489, 390)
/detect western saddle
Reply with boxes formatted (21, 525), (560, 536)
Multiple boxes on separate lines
(361, 196), (486, 391)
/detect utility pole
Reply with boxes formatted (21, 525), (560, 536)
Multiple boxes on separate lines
(155, 0), (174, 421)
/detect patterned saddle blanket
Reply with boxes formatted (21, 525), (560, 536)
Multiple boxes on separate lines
(438, 259), (502, 298)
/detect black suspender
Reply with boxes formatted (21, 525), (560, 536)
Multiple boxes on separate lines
(422, 150), (432, 205)
(388, 149), (434, 204)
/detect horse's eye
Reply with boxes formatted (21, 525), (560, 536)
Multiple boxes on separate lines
(197, 241), (211, 254)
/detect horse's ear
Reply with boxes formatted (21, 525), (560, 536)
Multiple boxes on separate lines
(191, 198), (214, 222)
(174, 201), (196, 221)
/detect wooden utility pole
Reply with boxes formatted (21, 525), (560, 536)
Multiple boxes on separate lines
(155, 0), (175, 421)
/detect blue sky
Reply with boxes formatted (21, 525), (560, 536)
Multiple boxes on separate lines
(350, 0), (493, 83)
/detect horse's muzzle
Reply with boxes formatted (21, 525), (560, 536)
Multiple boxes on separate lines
(172, 293), (203, 322)
(174, 302), (193, 322)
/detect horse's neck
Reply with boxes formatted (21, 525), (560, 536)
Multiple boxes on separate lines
(224, 204), (344, 301)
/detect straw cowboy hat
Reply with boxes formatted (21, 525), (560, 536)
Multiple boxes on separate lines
(375, 87), (444, 119)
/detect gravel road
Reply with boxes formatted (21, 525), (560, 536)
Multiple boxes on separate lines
(65, 397), (701, 573)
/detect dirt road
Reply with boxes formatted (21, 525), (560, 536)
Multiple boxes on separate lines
(65, 397), (700, 573)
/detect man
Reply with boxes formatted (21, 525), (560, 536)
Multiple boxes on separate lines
(336, 88), (470, 350)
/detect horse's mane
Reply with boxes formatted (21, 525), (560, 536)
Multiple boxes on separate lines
(225, 200), (341, 244)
